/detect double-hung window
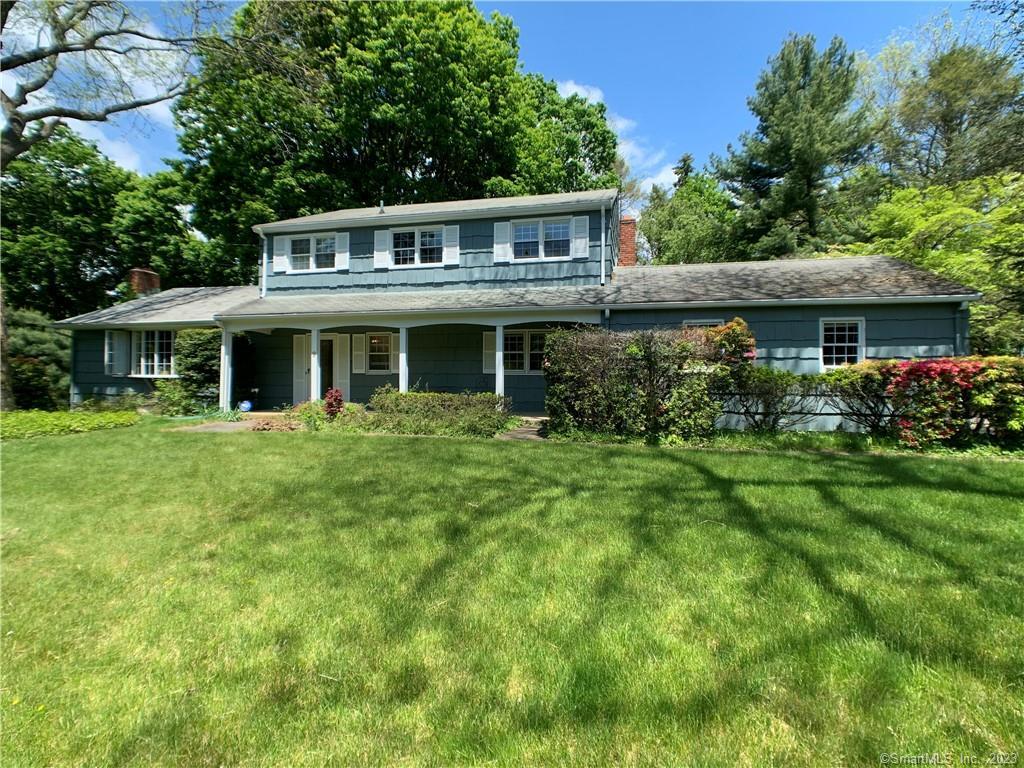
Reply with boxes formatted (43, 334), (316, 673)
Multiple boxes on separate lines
(289, 238), (311, 271)
(500, 330), (547, 374)
(821, 319), (864, 370)
(314, 235), (335, 269)
(513, 219), (571, 260)
(392, 227), (443, 266)
(367, 333), (392, 372)
(130, 330), (174, 376)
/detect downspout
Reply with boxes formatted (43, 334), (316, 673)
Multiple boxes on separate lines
(257, 228), (268, 298)
(600, 204), (606, 286)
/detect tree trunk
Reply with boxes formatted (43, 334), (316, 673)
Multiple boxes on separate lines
(0, 284), (15, 411)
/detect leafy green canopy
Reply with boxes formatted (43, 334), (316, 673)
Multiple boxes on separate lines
(176, 0), (618, 267)
(1, 127), (240, 319)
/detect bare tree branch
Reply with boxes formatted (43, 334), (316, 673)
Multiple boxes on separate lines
(20, 83), (186, 123)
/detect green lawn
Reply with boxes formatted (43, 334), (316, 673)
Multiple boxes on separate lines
(2, 421), (1022, 766)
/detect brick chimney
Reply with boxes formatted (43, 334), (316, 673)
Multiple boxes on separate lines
(618, 217), (637, 267)
(128, 268), (161, 296)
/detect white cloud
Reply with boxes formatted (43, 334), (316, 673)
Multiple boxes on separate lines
(619, 137), (666, 174)
(640, 163), (677, 193)
(557, 79), (604, 104)
(608, 112), (636, 135)
(67, 120), (143, 173)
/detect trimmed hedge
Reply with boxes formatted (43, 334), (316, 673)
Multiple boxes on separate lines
(1, 410), (140, 440)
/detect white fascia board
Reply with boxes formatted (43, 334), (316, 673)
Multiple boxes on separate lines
(218, 308), (603, 332)
(601, 293), (982, 310)
(252, 198), (617, 235)
(54, 320), (219, 330)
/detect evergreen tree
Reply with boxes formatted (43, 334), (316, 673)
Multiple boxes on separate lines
(713, 34), (873, 257)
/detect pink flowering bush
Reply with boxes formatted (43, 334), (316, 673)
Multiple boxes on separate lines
(886, 357), (1024, 448)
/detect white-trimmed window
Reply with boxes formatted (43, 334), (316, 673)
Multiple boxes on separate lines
(131, 330), (175, 377)
(367, 333), (392, 372)
(314, 235), (335, 269)
(391, 227), (444, 267)
(682, 319), (724, 328)
(821, 318), (865, 370)
(497, 330), (547, 374)
(512, 219), (572, 260)
(289, 237), (311, 271)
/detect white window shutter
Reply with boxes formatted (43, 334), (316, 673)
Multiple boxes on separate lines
(334, 232), (350, 271)
(352, 333), (366, 374)
(273, 236), (289, 273)
(373, 230), (390, 270)
(443, 225), (460, 266)
(493, 222), (511, 264)
(482, 332), (496, 373)
(571, 216), (589, 259)
(390, 333), (400, 373)
(113, 332), (130, 375)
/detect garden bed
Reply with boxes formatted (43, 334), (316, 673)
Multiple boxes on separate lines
(0, 409), (140, 440)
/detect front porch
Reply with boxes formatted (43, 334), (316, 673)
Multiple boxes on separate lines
(217, 314), (598, 414)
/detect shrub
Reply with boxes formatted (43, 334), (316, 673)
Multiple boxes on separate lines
(544, 321), (753, 442)
(731, 366), (821, 432)
(1, 410), (139, 440)
(173, 328), (221, 404)
(323, 388), (345, 421)
(153, 379), (199, 416)
(366, 385), (513, 437)
(821, 360), (901, 435)
(887, 357), (1024, 448)
(662, 366), (727, 443)
(77, 392), (151, 412)
(6, 308), (70, 410)
(293, 400), (327, 432)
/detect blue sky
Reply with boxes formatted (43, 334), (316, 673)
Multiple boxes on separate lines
(71, 2), (968, 181)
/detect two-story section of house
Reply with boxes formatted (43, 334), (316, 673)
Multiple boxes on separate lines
(58, 189), (979, 420)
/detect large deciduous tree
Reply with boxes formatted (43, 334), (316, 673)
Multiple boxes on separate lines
(1, 126), (133, 318)
(176, 0), (618, 268)
(713, 35), (873, 258)
(639, 158), (736, 264)
(0, 0), (230, 169)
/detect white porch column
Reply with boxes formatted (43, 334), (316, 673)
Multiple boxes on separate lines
(219, 327), (233, 411)
(310, 327), (321, 401)
(494, 324), (505, 397)
(398, 327), (409, 393)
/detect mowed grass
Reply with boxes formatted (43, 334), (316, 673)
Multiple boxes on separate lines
(2, 422), (1022, 767)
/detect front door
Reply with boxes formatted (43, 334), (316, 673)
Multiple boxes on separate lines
(293, 333), (351, 404)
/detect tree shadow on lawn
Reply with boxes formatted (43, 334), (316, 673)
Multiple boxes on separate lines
(107, 438), (1024, 763)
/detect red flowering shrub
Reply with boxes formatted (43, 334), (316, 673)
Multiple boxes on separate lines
(886, 357), (1024, 448)
(705, 317), (757, 368)
(323, 388), (345, 421)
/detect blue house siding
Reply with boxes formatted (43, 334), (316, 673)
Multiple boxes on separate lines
(264, 209), (613, 295)
(607, 303), (965, 374)
(69, 330), (155, 404)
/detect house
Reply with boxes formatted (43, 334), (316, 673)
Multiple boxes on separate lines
(57, 189), (979, 421)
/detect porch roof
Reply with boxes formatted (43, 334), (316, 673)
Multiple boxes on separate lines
(216, 256), (977, 321)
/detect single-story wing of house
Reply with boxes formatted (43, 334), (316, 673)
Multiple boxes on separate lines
(57, 189), (979, 420)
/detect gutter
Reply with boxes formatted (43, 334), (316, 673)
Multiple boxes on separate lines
(252, 196), (618, 235)
(600, 203), (606, 286)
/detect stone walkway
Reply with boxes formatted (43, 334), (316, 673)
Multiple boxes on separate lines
(497, 416), (547, 441)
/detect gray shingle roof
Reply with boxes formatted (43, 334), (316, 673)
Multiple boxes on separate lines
(56, 257), (978, 327)
(254, 189), (620, 233)
(216, 256), (977, 320)
(603, 256), (978, 305)
(55, 286), (258, 327)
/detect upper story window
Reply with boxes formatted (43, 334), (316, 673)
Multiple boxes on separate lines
(821, 318), (864, 370)
(290, 238), (311, 271)
(513, 223), (540, 259)
(513, 219), (571, 260)
(391, 227), (444, 267)
(314, 235), (335, 269)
